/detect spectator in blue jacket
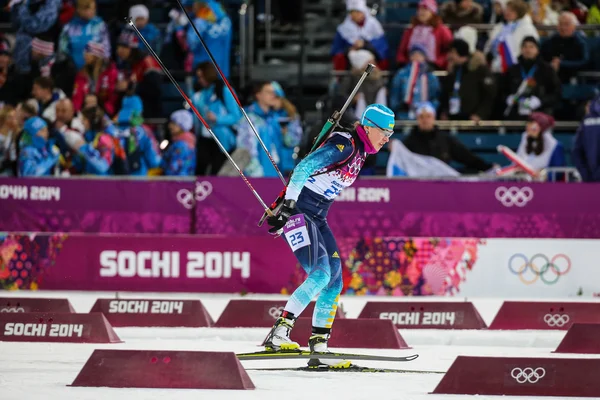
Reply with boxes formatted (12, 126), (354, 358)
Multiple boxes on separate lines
(192, 61), (241, 175)
(389, 44), (440, 120)
(236, 81), (281, 178)
(187, 0), (232, 77)
(128, 5), (161, 55)
(161, 110), (196, 176)
(271, 81), (302, 175)
(573, 96), (600, 182)
(18, 116), (59, 176)
(58, 0), (110, 70)
(10, 0), (60, 74)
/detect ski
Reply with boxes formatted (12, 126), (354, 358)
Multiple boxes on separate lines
(236, 350), (418, 362)
(246, 365), (441, 374)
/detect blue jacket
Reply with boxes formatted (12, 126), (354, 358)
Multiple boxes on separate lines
(118, 126), (162, 176)
(237, 102), (281, 177)
(192, 83), (241, 152)
(573, 97), (600, 182)
(18, 133), (59, 177)
(389, 63), (440, 119)
(59, 15), (111, 70)
(272, 108), (302, 174)
(186, 1), (232, 76)
(161, 132), (196, 176)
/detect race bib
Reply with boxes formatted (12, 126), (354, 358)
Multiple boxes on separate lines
(449, 97), (461, 115)
(283, 214), (311, 252)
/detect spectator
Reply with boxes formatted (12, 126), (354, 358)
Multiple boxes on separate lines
(70, 105), (115, 175)
(32, 76), (67, 122)
(113, 95), (161, 176)
(0, 39), (25, 107)
(340, 50), (388, 118)
(58, 0), (110, 71)
(161, 110), (196, 176)
(454, 25), (478, 55)
(0, 106), (19, 175)
(163, 8), (192, 73)
(515, 112), (564, 173)
(54, 98), (85, 133)
(236, 81), (281, 178)
(541, 12), (589, 84)
(490, 0), (507, 23)
(587, 0), (600, 24)
(403, 102), (493, 173)
(396, 0), (453, 70)
(191, 61), (241, 175)
(128, 5), (161, 55)
(484, 0), (539, 74)
(555, 0), (588, 23)
(115, 30), (162, 118)
(441, 0), (484, 26)
(440, 39), (496, 121)
(10, 0), (60, 74)
(18, 116), (59, 176)
(186, 0), (232, 77)
(503, 37), (560, 119)
(72, 42), (118, 116)
(573, 95), (600, 182)
(531, 0), (559, 24)
(331, 0), (389, 71)
(389, 44), (441, 119)
(271, 81), (303, 175)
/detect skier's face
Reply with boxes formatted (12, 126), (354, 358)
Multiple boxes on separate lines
(366, 126), (391, 152)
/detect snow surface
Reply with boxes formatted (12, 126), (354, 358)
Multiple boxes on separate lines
(1, 291), (599, 400)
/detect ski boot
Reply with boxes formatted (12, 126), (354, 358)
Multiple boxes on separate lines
(307, 333), (352, 369)
(264, 313), (300, 351)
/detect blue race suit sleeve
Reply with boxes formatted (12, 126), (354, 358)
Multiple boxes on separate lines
(78, 143), (111, 175)
(285, 134), (354, 201)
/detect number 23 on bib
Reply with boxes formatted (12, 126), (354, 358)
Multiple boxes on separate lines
(283, 214), (311, 252)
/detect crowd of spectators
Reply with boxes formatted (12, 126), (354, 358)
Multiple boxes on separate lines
(0, 0), (598, 181)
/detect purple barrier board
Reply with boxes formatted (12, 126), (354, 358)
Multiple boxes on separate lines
(433, 356), (600, 397)
(0, 312), (121, 343)
(0, 297), (75, 313)
(489, 301), (600, 330)
(3, 177), (600, 238)
(358, 302), (487, 329)
(553, 323), (600, 354)
(89, 299), (214, 327)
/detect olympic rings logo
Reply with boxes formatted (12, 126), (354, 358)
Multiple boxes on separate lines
(495, 186), (534, 207)
(0, 307), (25, 313)
(508, 254), (571, 285)
(511, 367), (546, 384)
(176, 181), (213, 209)
(543, 314), (570, 327)
(268, 306), (283, 319)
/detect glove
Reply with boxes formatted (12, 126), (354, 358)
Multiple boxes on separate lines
(266, 199), (296, 234)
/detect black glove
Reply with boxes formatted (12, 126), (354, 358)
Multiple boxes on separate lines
(267, 199), (296, 234)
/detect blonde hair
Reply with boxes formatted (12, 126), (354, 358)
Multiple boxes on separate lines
(0, 105), (15, 127)
(506, 0), (529, 19)
(280, 98), (298, 119)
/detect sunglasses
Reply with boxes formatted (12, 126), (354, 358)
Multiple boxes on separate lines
(364, 117), (395, 138)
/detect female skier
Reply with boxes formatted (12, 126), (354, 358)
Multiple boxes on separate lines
(265, 103), (395, 369)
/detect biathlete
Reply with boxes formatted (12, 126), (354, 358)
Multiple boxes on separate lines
(265, 103), (395, 368)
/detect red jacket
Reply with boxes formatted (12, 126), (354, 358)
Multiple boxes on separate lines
(72, 62), (119, 116)
(396, 17), (453, 70)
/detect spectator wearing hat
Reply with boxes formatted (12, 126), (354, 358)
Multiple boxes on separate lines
(515, 112), (564, 174)
(404, 103), (494, 173)
(441, 0), (484, 26)
(10, 0), (61, 74)
(573, 95), (600, 182)
(18, 116), (59, 176)
(396, 0), (453, 70)
(31, 76), (66, 123)
(503, 36), (560, 120)
(115, 30), (163, 118)
(58, 0), (110, 71)
(186, 0), (232, 77)
(191, 61), (242, 175)
(541, 12), (589, 84)
(72, 41), (119, 116)
(161, 110), (196, 176)
(128, 4), (161, 55)
(389, 43), (440, 120)
(484, 0), (539, 74)
(271, 81), (303, 175)
(331, 0), (389, 71)
(440, 39), (496, 122)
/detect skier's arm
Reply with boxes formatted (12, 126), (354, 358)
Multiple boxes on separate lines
(285, 134), (353, 201)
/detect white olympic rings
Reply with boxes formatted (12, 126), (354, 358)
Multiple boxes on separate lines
(177, 181), (213, 209)
(495, 186), (534, 207)
(511, 367), (546, 384)
(543, 313), (570, 327)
